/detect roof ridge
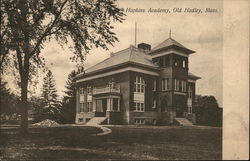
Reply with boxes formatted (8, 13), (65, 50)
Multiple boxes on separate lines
(111, 46), (131, 57)
(152, 37), (187, 51)
(85, 46), (131, 72)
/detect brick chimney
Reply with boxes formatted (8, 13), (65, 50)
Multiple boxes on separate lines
(137, 43), (151, 52)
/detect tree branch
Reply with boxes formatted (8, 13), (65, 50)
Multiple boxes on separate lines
(29, 0), (68, 58)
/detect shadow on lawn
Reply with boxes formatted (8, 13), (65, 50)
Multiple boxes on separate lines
(0, 125), (222, 160)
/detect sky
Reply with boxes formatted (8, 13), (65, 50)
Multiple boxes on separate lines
(5, 0), (223, 107)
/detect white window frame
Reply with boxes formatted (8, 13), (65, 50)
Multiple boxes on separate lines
(162, 78), (169, 91)
(153, 79), (156, 91)
(174, 61), (178, 66)
(87, 86), (92, 95)
(188, 86), (192, 99)
(134, 119), (145, 124)
(87, 101), (92, 112)
(183, 60), (186, 68)
(181, 80), (186, 92)
(174, 79), (179, 91)
(79, 103), (84, 112)
(152, 99), (156, 109)
(134, 76), (145, 93)
(79, 87), (84, 95)
(176, 79), (179, 91)
(134, 102), (145, 112)
(188, 106), (192, 114)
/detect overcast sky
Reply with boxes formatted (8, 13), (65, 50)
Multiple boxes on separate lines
(7, 0), (223, 106)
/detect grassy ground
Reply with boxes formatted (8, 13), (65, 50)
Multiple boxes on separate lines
(0, 125), (222, 160)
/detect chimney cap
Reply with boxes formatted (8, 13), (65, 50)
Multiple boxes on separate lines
(137, 43), (151, 52)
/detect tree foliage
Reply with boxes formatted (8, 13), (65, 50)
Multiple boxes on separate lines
(33, 70), (60, 122)
(0, 82), (20, 120)
(60, 70), (77, 124)
(194, 95), (222, 127)
(1, 0), (125, 133)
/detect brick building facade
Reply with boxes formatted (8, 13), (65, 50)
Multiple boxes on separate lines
(74, 35), (200, 125)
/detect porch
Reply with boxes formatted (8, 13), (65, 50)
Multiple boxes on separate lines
(92, 96), (121, 117)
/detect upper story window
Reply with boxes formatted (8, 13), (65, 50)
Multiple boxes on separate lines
(181, 80), (186, 92)
(87, 86), (92, 95)
(162, 78), (169, 91)
(174, 61), (178, 66)
(134, 76), (145, 93)
(79, 87), (84, 95)
(182, 60), (186, 68)
(174, 79), (179, 91)
(188, 85), (192, 99)
(153, 79), (156, 91)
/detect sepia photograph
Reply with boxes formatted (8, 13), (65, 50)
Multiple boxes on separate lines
(0, 0), (248, 160)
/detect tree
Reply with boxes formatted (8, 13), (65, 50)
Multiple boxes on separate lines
(0, 81), (20, 121)
(60, 70), (77, 124)
(1, 0), (124, 133)
(194, 95), (222, 126)
(34, 70), (60, 122)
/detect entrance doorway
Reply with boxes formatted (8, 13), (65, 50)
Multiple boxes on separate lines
(95, 98), (107, 117)
(176, 104), (183, 117)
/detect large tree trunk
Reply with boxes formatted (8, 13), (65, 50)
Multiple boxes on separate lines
(20, 72), (29, 134)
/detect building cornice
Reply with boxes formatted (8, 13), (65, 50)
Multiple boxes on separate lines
(76, 66), (160, 83)
(75, 62), (159, 80)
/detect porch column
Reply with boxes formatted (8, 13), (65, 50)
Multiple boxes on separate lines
(76, 87), (79, 113)
(107, 98), (111, 111)
(110, 98), (113, 111)
(118, 98), (120, 112)
(92, 99), (96, 112)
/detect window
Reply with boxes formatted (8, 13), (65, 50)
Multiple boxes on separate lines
(112, 98), (119, 111)
(79, 87), (84, 95)
(188, 86), (192, 99)
(174, 79), (179, 91)
(79, 103), (84, 112)
(134, 119), (145, 124)
(181, 80), (186, 92)
(87, 86), (92, 94)
(78, 118), (83, 122)
(174, 61), (178, 66)
(162, 78), (169, 91)
(134, 102), (144, 112)
(182, 60), (186, 68)
(152, 99), (156, 109)
(134, 76), (145, 93)
(153, 79), (156, 91)
(87, 102), (92, 112)
(188, 106), (192, 114)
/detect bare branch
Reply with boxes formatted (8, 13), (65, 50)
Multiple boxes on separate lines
(29, 0), (68, 58)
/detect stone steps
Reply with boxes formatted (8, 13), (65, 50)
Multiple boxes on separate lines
(86, 117), (107, 125)
(175, 117), (193, 126)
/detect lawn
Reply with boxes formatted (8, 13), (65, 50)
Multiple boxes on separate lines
(0, 125), (222, 160)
